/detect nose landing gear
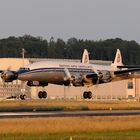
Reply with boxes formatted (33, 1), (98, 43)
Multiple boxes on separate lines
(19, 94), (27, 100)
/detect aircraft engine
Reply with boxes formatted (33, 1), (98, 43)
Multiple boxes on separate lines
(27, 81), (48, 87)
(1, 71), (18, 82)
(71, 75), (84, 87)
(84, 73), (98, 85)
(96, 70), (112, 83)
(85, 70), (113, 85)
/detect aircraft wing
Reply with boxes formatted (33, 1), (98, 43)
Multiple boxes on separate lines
(117, 65), (140, 69)
(112, 68), (140, 82)
(114, 68), (140, 74)
(85, 68), (140, 84)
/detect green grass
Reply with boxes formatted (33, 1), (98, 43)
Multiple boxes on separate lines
(1, 100), (140, 139)
(1, 131), (140, 140)
(0, 116), (140, 140)
(0, 100), (140, 112)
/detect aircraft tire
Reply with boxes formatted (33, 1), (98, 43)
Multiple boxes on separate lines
(83, 92), (88, 99)
(20, 95), (23, 100)
(42, 91), (47, 98)
(38, 91), (43, 99)
(87, 91), (92, 99)
(20, 94), (26, 100)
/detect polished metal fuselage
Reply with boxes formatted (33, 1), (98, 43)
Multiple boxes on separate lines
(17, 61), (95, 85)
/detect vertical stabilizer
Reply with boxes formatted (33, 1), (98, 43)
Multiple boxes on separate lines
(111, 49), (123, 68)
(81, 49), (89, 64)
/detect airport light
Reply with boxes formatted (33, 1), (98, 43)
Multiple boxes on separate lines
(22, 48), (26, 66)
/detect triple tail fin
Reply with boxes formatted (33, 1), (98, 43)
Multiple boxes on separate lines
(111, 49), (123, 68)
(81, 49), (89, 64)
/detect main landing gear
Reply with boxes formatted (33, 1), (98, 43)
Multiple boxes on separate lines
(19, 94), (27, 100)
(38, 91), (47, 99)
(83, 91), (92, 99)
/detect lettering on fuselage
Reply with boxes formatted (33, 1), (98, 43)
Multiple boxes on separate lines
(59, 64), (92, 69)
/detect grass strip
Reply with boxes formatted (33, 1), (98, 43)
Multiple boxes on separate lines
(0, 100), (140, 112)
(1, 131), (140, 140)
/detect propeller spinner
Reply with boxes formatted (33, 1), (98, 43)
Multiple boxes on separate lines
(1, 70), (18, 82)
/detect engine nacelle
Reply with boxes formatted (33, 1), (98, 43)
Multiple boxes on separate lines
(70, 75), (84, 87)
(85, 70), (113, 85)
(1, 71), (18, 82)
(72, 79), (83, 86)
(97, 70), (112, 83)
(27, 81), (48, 87)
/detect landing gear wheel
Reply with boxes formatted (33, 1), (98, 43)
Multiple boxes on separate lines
(83, 91), (92, 99)
(42, 91), (47, 98)
(83, 92), (88, 99)
(20, 94), (26, 100)
(38, 91), (47, 99)
(87, 91), (92, 99)
(38, 91), (43, 99)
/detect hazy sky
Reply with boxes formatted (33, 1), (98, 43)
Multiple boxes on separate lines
(0, 0), (140, 42)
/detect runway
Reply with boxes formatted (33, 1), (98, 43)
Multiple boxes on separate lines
(1, 110), (140, 118)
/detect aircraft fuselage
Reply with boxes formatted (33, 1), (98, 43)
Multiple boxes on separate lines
(17, 61), (96, 86)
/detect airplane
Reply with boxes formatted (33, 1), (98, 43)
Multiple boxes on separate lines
(1, 49), (140, 100)
(89, 48), (124, 71)
(81, 49), (89, 64)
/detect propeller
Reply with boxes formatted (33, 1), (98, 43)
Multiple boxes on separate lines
(64, 68), (73, 86)
(1, 66), (18, 82)
(91, 70), (101, 94)
(63, 68), (73, 99)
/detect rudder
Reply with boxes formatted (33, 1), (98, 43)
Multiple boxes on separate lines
(81, 49), (89, 64)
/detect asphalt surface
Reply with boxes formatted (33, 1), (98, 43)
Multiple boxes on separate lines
(1, 110), (140, 118)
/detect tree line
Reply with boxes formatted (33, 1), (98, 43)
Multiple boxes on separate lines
(0, 35), (140, 65)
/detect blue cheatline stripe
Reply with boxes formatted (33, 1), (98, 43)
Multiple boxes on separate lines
(18, 67), (94, 75)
